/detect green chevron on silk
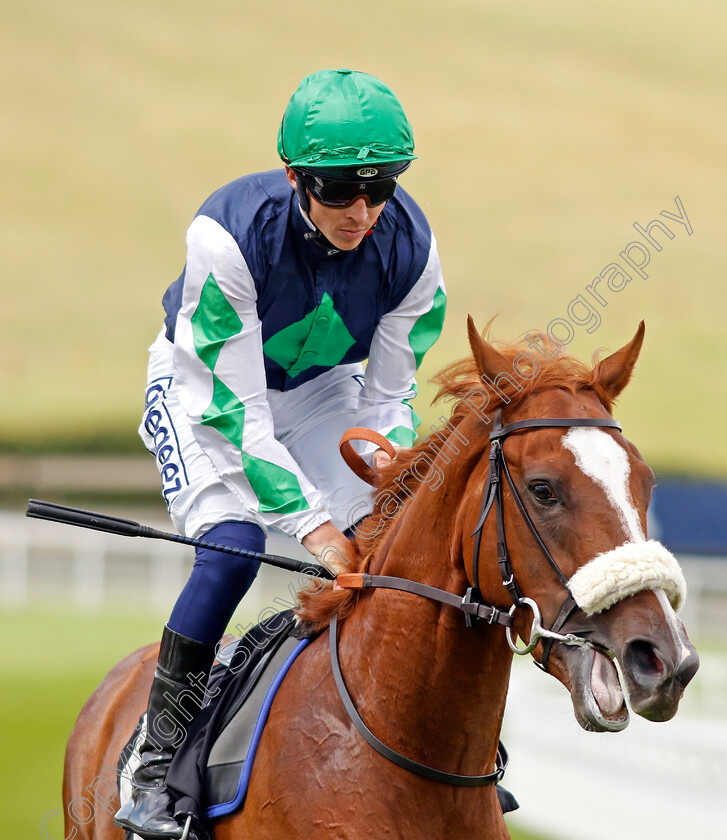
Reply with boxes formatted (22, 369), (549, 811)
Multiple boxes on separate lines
(191, 273), (310, 514)
(263, 292), (356, 378)
(191, 274), (243, 370)
(386, 425), (417, 447)
(385, 386), (421, 448)
(408, 286), (446, 369)
(240, 452), (313, 514)
(200, 375), (246, 450)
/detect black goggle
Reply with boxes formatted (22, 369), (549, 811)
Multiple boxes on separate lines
(297, 171), (398, 207)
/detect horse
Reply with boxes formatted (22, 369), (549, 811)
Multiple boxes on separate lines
(62, 318), (699, 840)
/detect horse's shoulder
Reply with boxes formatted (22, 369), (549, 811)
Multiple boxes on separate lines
(112, 641), (161, 673)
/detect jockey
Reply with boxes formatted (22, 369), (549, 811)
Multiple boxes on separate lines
(114, 68), (446, 839)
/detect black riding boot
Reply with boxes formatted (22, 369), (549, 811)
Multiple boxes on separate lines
(114, 625), (216, 839)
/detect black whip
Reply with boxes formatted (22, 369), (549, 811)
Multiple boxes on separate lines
(25, 499), (335, 579)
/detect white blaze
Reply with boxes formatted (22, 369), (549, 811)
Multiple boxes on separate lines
(563, 428), (687, 617)
(562, 427), (644, 542)
(654, 588), (693, 666)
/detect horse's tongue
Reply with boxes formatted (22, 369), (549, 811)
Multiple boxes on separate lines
(591, 651), (624, 717)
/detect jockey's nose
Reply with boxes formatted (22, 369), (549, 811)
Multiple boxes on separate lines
(347, 196), (370, 222)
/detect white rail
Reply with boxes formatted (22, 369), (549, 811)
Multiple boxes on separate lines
(0, 510), (306, 616)
(3, 511), (725, 634)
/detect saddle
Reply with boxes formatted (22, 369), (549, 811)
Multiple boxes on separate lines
(202, 619), (309, 817)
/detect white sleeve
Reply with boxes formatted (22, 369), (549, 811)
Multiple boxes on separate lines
(356, 234), (446, 454)
(173, 214), (330, 540)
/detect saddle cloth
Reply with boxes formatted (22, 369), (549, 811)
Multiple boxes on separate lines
(204, 629), (309, 816)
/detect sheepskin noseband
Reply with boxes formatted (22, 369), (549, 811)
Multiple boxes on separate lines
(568, 539), (687, 616)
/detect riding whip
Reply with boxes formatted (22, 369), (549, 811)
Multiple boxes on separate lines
(25, 499), (335, 579)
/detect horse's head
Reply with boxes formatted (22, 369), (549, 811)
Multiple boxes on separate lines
(462, 318), (698, 732)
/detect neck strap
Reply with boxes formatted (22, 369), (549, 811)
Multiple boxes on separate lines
(330, 611), (508, 786)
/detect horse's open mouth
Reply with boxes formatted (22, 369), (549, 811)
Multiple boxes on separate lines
(572, 646), (629, 732)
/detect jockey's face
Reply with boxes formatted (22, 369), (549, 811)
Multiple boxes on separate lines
(286, 167), (386, 251)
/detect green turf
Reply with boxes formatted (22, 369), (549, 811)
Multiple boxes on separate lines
(1, 605), (162, 839)
(2, 0), (725, 477)
(1, 605), (549, 840)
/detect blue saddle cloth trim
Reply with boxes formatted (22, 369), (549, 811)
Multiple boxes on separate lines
(205, 637), (310, 819)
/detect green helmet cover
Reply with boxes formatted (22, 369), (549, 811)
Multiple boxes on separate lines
(278, 68), (417, 170)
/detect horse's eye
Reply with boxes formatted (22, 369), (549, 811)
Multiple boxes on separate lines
(529, 481), (558, 505)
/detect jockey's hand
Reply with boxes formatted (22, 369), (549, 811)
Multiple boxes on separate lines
(301, 520), (356, 572)
(373, 443), (400, 472)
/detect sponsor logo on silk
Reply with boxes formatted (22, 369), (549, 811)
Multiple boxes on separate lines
(143, 379), (188, 506)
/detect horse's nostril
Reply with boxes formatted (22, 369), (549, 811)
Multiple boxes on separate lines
(623, 639), (665, 684)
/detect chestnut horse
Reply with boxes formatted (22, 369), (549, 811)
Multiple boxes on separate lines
(63, 319), (698, 840)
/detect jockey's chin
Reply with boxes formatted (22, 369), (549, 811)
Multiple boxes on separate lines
(307, 195), (386, 251)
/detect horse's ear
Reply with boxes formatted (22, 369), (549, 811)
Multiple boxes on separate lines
(594, 321), (645, 401)
(467, 315), (512, 380)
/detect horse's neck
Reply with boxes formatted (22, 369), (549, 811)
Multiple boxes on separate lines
(341, 474), (512, 776)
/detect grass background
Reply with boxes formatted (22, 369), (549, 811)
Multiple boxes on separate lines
(1, 0), (726, 475)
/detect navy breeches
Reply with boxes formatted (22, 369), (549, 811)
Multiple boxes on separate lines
(167, 521), (264, 644)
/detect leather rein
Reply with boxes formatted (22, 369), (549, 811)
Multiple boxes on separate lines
(333, 412), (622, 786)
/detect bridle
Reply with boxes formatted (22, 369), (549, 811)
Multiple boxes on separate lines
(467, 409), (622, 670)
(334, 410), (623, 786)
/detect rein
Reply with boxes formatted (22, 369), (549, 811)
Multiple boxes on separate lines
(335, 572), (514, 628)
(333, 412), (623, 786)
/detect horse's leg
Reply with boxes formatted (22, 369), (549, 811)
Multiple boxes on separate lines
(62, 644), (158, 840)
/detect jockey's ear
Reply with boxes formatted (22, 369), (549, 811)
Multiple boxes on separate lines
(284, 166), (298, 189)
(466, 315), (511, 382)
(594, 321), (646, 402)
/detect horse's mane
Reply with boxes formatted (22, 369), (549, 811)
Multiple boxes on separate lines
(295, 331), (613, 635)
